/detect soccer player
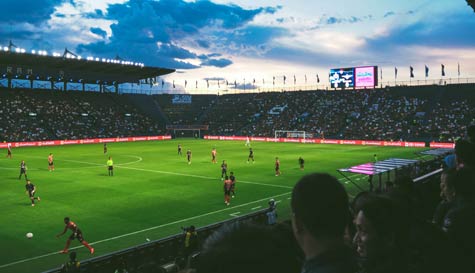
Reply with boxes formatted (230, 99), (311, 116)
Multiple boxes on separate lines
(245, 136), (251, 147)
(25, 180), (40, 206)
(373, 154), (378, 162)
(107, 156), (113, 176)
(224, 176), (232, 206)
(275, 157), (281, 176)
(56, 217), (94, 254)
(220, 160), (228, 180)
(299, 157), (305, 170)
(178, 144), (182, 155)
(19, 160), (28, 180)
(103, 143), (107, 154)
(6, 143), (12, 159)
(230, 171), (236, 198)
(186, 149), (192, 164)
(211, 148), (217, 163)
(48, 153), (55, 171)
(247, 148), (255, 163)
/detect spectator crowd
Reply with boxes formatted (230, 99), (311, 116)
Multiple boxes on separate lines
(0, 89), (163, 142)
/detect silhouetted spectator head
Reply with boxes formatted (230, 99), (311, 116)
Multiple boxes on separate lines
(291, 173), (349, 241)
(455, 139), (475, 168)
(353, 195), (409, 265)
(453, 167), (475, 201)
(196, 222), (302, 273)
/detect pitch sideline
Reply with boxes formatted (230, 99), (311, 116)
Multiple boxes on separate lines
(0, 191), (291, 269)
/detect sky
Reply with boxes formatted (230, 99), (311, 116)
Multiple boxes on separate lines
(1, 0), (474, 93)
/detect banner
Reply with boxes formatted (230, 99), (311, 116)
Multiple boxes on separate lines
(429, 142), (455, 149)
(204, 136), (426, 148)
(0, 135), (172, 149)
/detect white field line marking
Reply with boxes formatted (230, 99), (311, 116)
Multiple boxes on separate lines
(251, 206), (262, 210)
(27, 155), (143, 169)
(0, 191), (291, 269)
(117, 165), (293, 189)
(33, 157), (292, 190)
(229, 212), (241, 217)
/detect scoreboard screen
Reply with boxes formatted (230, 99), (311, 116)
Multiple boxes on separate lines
(355, 66), (378, 87)
(329, 66), (378, 89)
(329, 68), (354, 88)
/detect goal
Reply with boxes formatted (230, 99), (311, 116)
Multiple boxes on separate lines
(274, 130), (312, 139)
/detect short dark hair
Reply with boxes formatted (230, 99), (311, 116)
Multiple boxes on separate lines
(197, 222), (301, 273)
(455, 139), (475, 167)
(64, 217), (70, 222)
(453, 167), (475, 200)
(356, 195), (409, 249)
(291, 173), (349, 238)
(69, 251), (77, 261)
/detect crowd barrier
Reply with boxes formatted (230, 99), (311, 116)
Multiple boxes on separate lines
(204, 135), (455, 148)
(0, 135), (455, 149)
(0, 135), (172, 149)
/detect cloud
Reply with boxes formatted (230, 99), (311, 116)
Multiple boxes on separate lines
(201, 58), (233, 68)
(84, 9), (105, 19)
(319, 15), (366, 26)
(366, 11), (475, 50)
(76, 0), (279, 69)
(0, 0), (67, 24)
(384, 11), (395, 18)
(90, 27), (107, 38)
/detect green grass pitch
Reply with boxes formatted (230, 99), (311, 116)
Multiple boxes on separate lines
(0, 139), (426, 272)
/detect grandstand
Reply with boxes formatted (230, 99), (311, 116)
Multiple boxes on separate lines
(1, 44), (475, 273)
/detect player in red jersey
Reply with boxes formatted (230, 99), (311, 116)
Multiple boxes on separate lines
(6, 143), (12, 159)
(211, 148), (217, 163)
(275, 157), (281, 176)
(229, 171), (236, 198)
(56, 217), (94, 254)
(223, 176), (232, 205)
(48, 153), (55, 171)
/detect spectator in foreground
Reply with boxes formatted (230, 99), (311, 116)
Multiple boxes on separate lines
(196, 222), (302, 273)
(454, 139), (475, 169)
(60, 251), (80, 272)
(432, 169), (457, 228)
(442, 167), (475, 272)
(291, 173), (356, 273)
(266, 198), (277, 225)
(353, 195), (410, 273)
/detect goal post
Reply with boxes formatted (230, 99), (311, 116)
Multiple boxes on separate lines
(166, 125), (209, 138)
(274, 130), (311, 139)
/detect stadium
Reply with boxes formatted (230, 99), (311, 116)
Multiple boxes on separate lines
(1, 1), (475, 273)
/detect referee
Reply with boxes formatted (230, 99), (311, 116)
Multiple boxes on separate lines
(107, 156), (114, 176)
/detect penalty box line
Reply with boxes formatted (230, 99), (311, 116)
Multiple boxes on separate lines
(0, 191), (291, 269)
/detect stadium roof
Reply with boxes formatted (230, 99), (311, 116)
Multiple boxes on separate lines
(0, 50), (175, 84)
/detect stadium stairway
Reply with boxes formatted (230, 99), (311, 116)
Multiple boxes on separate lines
(124, 94), (169, 124)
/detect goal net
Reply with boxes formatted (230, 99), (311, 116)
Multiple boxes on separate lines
(274, 130), (312, 139)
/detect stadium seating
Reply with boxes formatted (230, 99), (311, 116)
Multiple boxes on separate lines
(0, 88), (163, 142)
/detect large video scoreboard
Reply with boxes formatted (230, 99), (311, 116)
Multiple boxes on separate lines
(329, 66), (378, 89)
